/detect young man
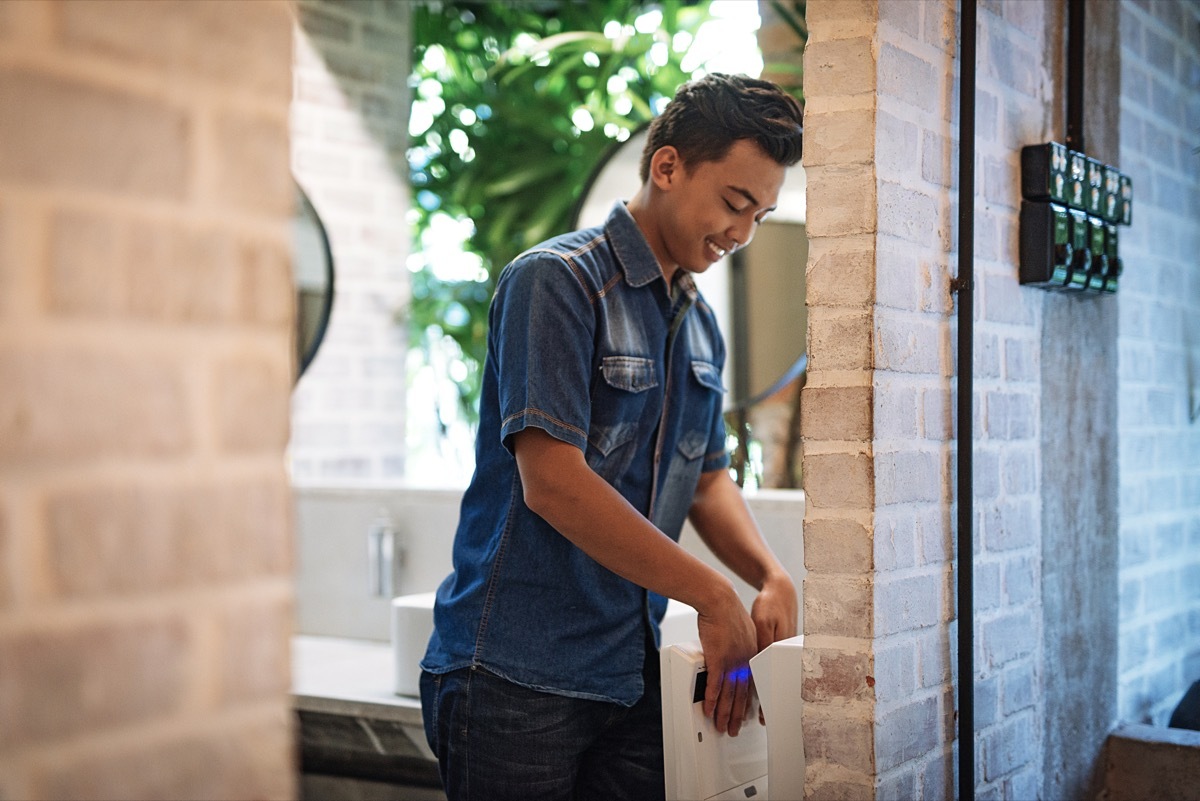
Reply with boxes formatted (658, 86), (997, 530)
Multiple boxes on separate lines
(420, 73), (803, 801)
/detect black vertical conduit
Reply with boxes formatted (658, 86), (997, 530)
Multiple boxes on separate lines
(1066, 0), (1086, 154)
(956, 0), (977, 799)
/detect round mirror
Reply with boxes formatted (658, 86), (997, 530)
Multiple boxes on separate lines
(292, 182), (334, 378)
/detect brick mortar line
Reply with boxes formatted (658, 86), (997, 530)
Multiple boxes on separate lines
(870, 377), (948, 389)
(875, 37), (958, 77)
(0, 576), (293, 635)
(966, 320), (1047, 337)
(800, 93), (878, 119)
(297, 30), (414, 61)
(801, 442), (874, 458)
(804, 512), (875, 528)
(0, 457), (289, 489)
(1118, 610), (1200, 631)
(1122, 4), (1200, 41)
(0, 321), (291, 358)
(0, 185), (295, 242)
(872, 685), (954, 718)
(873, 307), (954, 327)
(800, 632), (875, 652)
(802, 373), (875, 389)
(872, 564), (952, 583)
(1117, 103), (1200, 136)
(0, 48), (290, 112)
(874, 97), (952, 132)
(2, 695), (293, 770)
(870, 503), (953, 516)
(1118, 563), (1200, 582)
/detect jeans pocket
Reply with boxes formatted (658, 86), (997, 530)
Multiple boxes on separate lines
(419, 670), (442, 755)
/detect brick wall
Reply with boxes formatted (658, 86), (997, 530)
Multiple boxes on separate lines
(801, 1), (1059, 797)
(871, 2), (963, 798)
(288, 0), (411, 486)
(1117, 0), (1200, 727)
(0, 2), (296, 799)
(804, 0), (1200, 797)
(800, 2), (881, 795)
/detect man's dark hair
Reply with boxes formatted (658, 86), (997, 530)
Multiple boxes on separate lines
(639, 73), (803, 183)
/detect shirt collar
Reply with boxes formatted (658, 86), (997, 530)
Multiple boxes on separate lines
(604, 200), (665, 289)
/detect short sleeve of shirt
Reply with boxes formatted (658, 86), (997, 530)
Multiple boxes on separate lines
(702, 402), (730, 474)
(491, 252), (595, 455)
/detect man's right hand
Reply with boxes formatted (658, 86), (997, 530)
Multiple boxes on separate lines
(695, 587), (759, 737)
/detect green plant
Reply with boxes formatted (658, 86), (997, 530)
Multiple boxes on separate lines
(407, 0), (714, 425)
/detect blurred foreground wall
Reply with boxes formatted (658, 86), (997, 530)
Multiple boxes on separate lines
(0, 2), (297, 799)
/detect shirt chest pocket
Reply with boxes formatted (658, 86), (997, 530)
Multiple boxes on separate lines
(651, 359), (725, 534)
(684, 359), (725, 453)
(586, 355), (659, 483)
(666, 360), (723, 465)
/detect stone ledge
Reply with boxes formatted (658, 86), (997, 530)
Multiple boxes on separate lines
(1103, 723), (1200, 801)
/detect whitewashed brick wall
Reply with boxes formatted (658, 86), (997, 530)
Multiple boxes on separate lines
(289, 0), (411, 486)
(1116, 0), (1200, 727)
(0, 2), (296, 798)
(969, 2), (1062, 798)
(874, 1), (960, 798)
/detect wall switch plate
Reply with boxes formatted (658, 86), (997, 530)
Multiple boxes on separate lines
(1019, 142), (1132, 292)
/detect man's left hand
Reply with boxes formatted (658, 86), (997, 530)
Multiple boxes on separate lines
(750, 572), (798, 652)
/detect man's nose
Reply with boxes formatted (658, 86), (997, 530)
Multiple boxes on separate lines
(729, 217), (755, 250)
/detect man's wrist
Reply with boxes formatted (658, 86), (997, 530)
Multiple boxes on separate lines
(759, 567), (795, 594)
(693, 574), (740, 618)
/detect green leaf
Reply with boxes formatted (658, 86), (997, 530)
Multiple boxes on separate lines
(408, 0), (731, 426)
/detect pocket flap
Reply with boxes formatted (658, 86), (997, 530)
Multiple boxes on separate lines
(600, 356), (657, 393)
(676, 429), (709, 460)
(690, 360), (724, 392)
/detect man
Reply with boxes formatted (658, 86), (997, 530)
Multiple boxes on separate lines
(420, 73), (803, 801)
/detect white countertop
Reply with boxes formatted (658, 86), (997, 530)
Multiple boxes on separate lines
(291, 635), (424, 725)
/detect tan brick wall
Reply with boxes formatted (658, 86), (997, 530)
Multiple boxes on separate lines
(800, 2), (881, 795)
(0, 2), (296, 798)
(799, 0), (966, 797)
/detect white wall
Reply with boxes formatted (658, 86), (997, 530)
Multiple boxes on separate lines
(289, 0), (412, 485)
(293, 486), (806, 643)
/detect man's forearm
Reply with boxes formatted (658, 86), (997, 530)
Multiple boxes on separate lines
(512, 427), (737, 614)
(513, 426), (763, 734)
(687, 468), (791, 592)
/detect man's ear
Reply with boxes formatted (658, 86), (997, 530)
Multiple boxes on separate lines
(648, 145), (682, 190)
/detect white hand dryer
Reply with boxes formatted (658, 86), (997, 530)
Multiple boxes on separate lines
(661, 636), (804, 801)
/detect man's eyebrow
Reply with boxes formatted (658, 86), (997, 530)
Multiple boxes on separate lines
(728, 185), (776, 212)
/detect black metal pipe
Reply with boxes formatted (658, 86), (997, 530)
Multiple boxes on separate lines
(956, 0), (977, 799)
(1066, 0), (1086, 152)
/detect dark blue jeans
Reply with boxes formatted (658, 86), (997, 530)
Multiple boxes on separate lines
(419, 657), (665, 801)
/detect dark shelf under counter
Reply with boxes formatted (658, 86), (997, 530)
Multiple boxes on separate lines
(292, 636), (444, 800)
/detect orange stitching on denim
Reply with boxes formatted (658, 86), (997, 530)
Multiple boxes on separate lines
(522, 234), (607, 305)
(501, 408), (588, 440)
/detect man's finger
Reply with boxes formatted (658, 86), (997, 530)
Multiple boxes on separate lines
(704, 669), (723, 720)
(728, 666), (750, 736)
(755, 617), (777, 652)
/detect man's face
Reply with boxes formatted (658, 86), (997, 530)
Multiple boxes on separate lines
(658, 139), (787, 276)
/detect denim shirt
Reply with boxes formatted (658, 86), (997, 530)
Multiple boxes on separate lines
(421, 201), (730, 706)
